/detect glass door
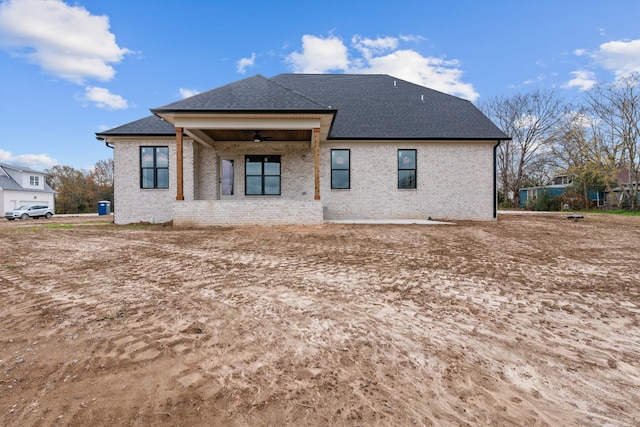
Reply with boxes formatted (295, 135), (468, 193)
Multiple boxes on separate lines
(220, 157), (235, 198)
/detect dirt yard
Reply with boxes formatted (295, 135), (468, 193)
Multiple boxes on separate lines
(0, 213), (639, 426)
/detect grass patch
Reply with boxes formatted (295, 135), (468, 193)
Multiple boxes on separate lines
(577, 209), (640, 216)
(42, 224), (76, 229)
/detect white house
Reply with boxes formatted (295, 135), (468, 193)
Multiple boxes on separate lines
(0, 163), (56, 214)
(96, 74), (509, 226)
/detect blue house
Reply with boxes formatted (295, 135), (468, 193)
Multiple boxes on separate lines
(519, 175), (605, 209)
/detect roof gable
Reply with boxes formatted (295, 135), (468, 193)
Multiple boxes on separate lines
(0, 162), (47, 175)
(152, 74), (331, 112)
(0, 163), (55, 193)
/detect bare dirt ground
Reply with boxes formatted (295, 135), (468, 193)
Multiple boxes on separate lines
(0, 213), (639, 426)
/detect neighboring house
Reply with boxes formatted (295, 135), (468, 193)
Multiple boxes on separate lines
(519, 175), (605, 209)
(0, 163), (56, 214)
(96, 74), (509, 226)
(605, 168), (640, 207)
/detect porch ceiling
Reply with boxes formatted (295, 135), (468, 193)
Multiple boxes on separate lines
(202, 129), (312, 142)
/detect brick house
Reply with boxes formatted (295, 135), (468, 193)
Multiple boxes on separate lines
(96, 74), (509, 226)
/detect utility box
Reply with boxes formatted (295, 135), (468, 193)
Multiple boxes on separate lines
(98, 201), (111, 215)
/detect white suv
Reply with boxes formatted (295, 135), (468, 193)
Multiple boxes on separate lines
(5, 205), (54, 220)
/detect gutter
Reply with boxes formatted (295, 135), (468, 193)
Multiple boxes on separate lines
(96, 135), (114, 149)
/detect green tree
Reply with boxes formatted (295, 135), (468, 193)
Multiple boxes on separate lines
(86, 158), (114, 211)
(45, 165), (88, 214)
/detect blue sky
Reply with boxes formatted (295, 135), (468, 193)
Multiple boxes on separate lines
(1, 0), (639, 171)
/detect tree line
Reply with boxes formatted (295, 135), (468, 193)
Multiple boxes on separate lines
(481, 73), (640, 210)
(45, 158), (114, 214)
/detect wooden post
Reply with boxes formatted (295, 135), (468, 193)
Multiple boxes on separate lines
(313, 128), (320, 200)
(176, 127), (184, 201)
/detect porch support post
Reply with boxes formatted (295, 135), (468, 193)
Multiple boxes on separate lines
(313, 127), (321, 200)
(176, 127), (184, 201)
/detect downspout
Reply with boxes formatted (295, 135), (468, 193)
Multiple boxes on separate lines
(96, 136), (114, 149)
(493, 140), (501, 219)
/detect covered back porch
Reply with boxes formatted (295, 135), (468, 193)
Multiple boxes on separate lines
(163, 114), (333, 226)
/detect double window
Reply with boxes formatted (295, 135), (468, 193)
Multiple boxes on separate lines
(30, 176), (39, 186)
(331, 149), (350, 189)
(398, 149), (417, 189)
(140, 146), (169, 189)
(245, 155), (281, 195)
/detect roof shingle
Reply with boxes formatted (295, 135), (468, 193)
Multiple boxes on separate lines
(97, 74), (509, 140)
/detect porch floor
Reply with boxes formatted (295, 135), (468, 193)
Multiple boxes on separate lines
(325, 218), (455, 225)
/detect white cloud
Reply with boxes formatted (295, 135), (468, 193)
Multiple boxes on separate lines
(357, 50), (479, 101)
(592, 39), (640, 75)
(0, 148), (58, 169)
(0, 0), (130, 83)
(563, 70), (597, 91)
(179, 88), (200, 99)
(399, 34), (426, 43)
(522, 74), (545, 85)
(286, 34), (349, 73)
(351, 35), (398, 58)
(81, 86), (128, 109)
(515, 113), (538, 129)
(285, 34), (478, 101)
(236, 52), (256, 74)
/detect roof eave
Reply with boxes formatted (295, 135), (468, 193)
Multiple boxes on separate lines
(150, 108), (337, 115)
(327, 136), (511, 141)
(96, 132), (176, 138)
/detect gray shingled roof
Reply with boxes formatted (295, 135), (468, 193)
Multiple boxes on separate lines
(97, 115), (175, 137)
(153, 74), (331, 112)
(98, 74), (509, 140)
(0, 175), (22, 191)
(0, 177), (56, 193)
(272, 74), (507, 140)
(0, 162), (47, 175)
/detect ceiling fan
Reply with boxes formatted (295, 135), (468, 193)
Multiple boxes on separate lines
(252, 131), (273, 142)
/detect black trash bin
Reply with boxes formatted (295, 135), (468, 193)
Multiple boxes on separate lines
(98, 201), (111, 215)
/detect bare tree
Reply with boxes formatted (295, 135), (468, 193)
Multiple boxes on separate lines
(585, 74), (640, 209)
(552, 110), (610, 209)
(481, 90), (565, 206)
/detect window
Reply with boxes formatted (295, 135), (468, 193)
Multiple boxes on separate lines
(245, 155), (281, 195)
(140, 146), (169, 189)
(331, 149), (350, 189)
(398, 149), (417, 189)
(30, 176), (39, 186)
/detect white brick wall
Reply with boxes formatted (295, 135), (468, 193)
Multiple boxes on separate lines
(173, 200), (323, 226)
(112, 138), (497, 225)
(321, 141), (496, 221)
(113, 138), (176, 224)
